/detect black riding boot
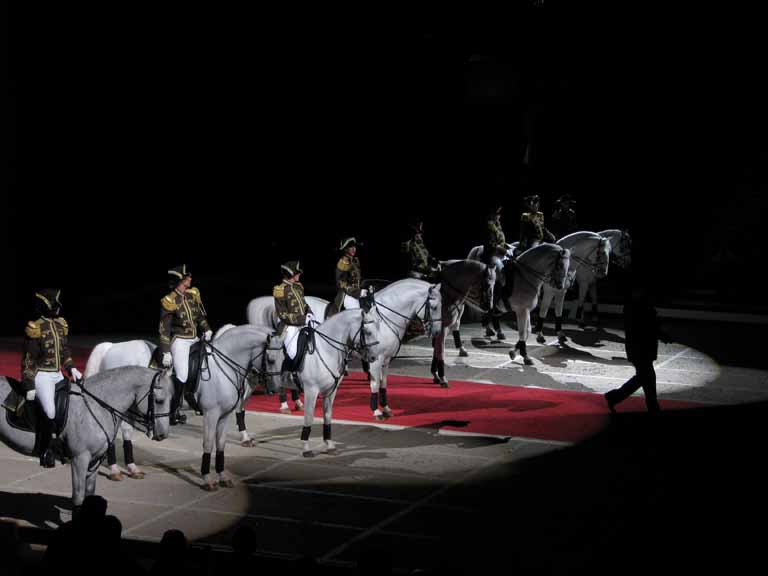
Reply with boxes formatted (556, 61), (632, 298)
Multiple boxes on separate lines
(38, 415), (55, 468)
(170, 376), (186, 425)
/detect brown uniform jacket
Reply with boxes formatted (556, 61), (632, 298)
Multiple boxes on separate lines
(158, 287), (211, 353)
(22, 317), (74, 387)
(273, 280), (312, 334)
(519, 211), (549, 248)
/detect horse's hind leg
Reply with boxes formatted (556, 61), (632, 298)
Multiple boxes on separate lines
(576, 280), (591, 328)
(215, 414), (234, 488)
(590, 281), (600, 326)
(554, 290), (568, 343)
(536, 288), (555, 343)
(369, 359), (384, 420)
(322, 391), (338, 455)
(301, 385), (319, 457)
(379, 362), (393, 418)
(235, 409), (254, 447)
(431, 331), (449, 387)
(453, 304), (468, 356)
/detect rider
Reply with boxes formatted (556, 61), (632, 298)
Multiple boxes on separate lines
(327, 237), (364, 317)
(159, 265), (213, 425)
(482, 205), (511, 339)
(22, 289), (83, 467)
(550, 194), (578, 240)
(273, 261), (314, 412)
(402, 218), (440, 281)
(518, 194), (556, 253)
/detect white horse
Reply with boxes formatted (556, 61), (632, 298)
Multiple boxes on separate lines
(572, 229), (632, 327)
(0, 367), (172, 509)
(84, 325), (275, 490)
(466, 243), (515, 340)
(535, 231), (611, 343)
(264, 306), (384, 456)
(246, 280), (442, 421)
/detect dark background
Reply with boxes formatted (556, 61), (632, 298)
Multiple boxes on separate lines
(4, 4), (767, 334)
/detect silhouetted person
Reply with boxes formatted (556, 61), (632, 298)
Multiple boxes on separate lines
(605, 275), (670, 413)
(229, 524), (257, 570)
(97, 515), (146, 576)
(151, 529), (195, 576)
(0, 520), (22, 576)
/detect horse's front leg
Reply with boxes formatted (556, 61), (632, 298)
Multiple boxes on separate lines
(453, 304), (469, 357)
(322, 391), (338, 455)
(235, 409), (254, 447)
(201, 410), (220, 491)
(576, 278), (591, 328)
(510, 308), (534, 365)
(431, 330), (449, 387)
(369, 358), (385, 420)
(379, 362), (393, 418)
(554, 289), (567, 343)
(215, 413), (234, 488)
(121, 422), (144, 478)
(536, 286), (555, 343)
(70, 452), (90, 510)
(301, 385), (319, 457)
(590, 281), (600, 327)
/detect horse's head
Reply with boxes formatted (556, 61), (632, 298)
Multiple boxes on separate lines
(357, 306), (383, 364)
(594, 237), (611, 279)
(139, 369), (174, 441)
(548, 246), (571, 290)
(614, 230), (632, 268)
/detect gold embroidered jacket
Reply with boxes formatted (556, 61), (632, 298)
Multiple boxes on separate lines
(22, 317), (74, 387)
(158, 287), (211, 353)
(273, 280), (312, 333)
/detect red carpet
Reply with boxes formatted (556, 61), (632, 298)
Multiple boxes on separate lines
(1, 345), (702, 444)
(246, 372), (702, 443)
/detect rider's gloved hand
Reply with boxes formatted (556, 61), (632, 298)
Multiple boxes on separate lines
(204, 330), (213, 342)
(162, 352), (172, 368)
(26, 389), (36, 401)
(70, 367), (83, 381)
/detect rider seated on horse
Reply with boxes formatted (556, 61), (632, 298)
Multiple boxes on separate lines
(159, 265), (213, 425)
(22, 289), (83, 467)
(518, 194), (556, 254)
(550, 194), (578, 241)
(327, 237), (364, 317)
(402, 218), (440, 282)
(273, 261), (315, 394)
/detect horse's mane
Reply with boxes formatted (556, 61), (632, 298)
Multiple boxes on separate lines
(557, 230), (602, 249)
(517, 242), (563, 263)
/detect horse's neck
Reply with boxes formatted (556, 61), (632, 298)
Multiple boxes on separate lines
(216, 330), (261, 368)
(379, 285), (425, 320)
(516, 248), (553, 287)
(313, 315), (356, 371)
(569, 237), (598, 263)
(443, 263), (482, 302)
(79, 372), (143, 414)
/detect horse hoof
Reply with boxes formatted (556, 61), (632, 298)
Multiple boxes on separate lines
(202, 482), (218, 492)
(326, 447), (337, 455)
(128, 470), (145, 480)
(508, 351), (517, 361)
(108, 472), (124, 482)
(302, 450), (315, 458)
(458, 347), (469, 357)
(382, 409), (393, 419)
(536, 334), (546, 344)
(374, 412), (385, 421)
(219, 479), (235, 488)
(523, 357), (534, 366)
(279, 407), (291, 415)
(432, 374), (441, 384)
(439, 380), (450, 389)
(241, 439), (257, 448)
(558, 334), (568, 344)
(294, 401), (304, 411)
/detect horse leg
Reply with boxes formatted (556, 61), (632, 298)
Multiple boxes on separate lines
(236, 409), (254, 447)
(431, 331), (449, 387)
(554, 290), (567, 343)
(122, 422), (144, 479)
(201, 410), (219, 491)
(576, 280), (590, 328)
(452, 304), (468, 356)
(301, 385), (319, 457)
(106, 442), (123, 481)
(510, 308), (533, 365)
(215, 415), (234, 488)
(369, 359), (384, 420)
(536, 287), (554, 344)
(379, 362), (393, 418)
(70, 452), (90, 509)
(322, 392), (337, 455)
(590, 281), (600, 327)
(85, 463), (98, 499)
(278, 386), (291, 414)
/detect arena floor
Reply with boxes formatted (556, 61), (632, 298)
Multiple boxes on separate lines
(1, 316), (767, 570)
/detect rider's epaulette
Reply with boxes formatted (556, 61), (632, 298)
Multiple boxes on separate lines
(521, 212), (531, 221)
(161, 292), (179, 312)
(24, 320), (41, 339)
(187, 287), (202, 302)
(54, 317), (69, 336)
(337, 256), (351, 272)
(272, 284), (285, 298)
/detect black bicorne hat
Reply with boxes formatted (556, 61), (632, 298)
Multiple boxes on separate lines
(281, 260), (303, 278)
(35, 288), (62, 315)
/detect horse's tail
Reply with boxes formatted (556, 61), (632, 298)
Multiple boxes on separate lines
(84, 342), (114, 378)
(214, 324), (236, 339)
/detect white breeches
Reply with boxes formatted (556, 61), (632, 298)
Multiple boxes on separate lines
(284, 326), (301, 359)
(171, 337), (199, 383)
(35, 370), (63, 419)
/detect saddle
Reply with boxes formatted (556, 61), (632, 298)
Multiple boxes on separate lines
(3, 376), (71, 453)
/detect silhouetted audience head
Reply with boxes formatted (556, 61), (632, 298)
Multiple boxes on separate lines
(79, 494), (108, 524)
(159, 529), (187, 557)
